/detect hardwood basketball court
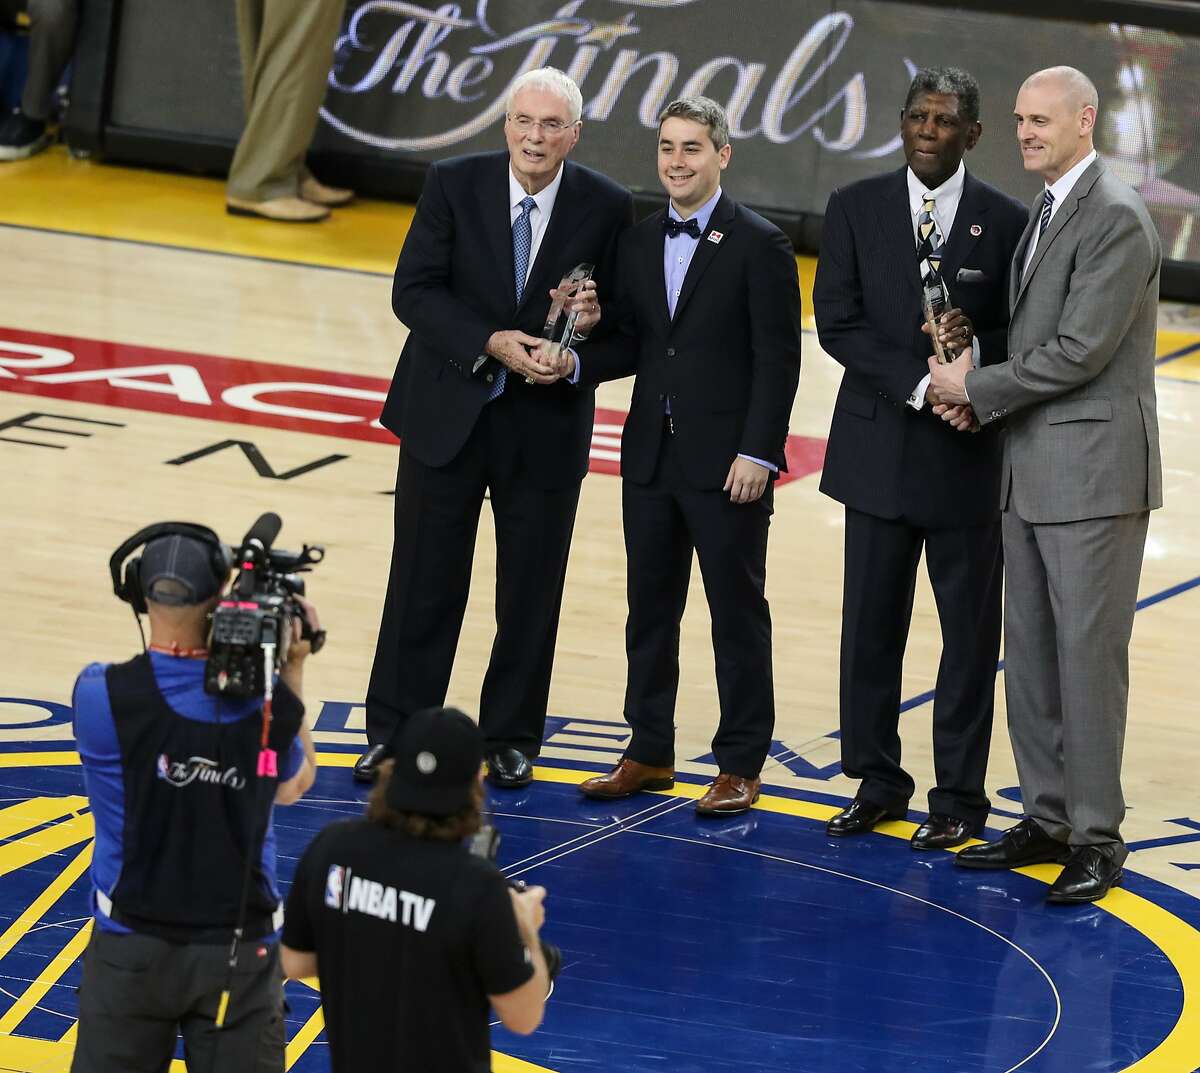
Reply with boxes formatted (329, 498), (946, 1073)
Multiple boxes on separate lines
(1, 147), (1199, 1072)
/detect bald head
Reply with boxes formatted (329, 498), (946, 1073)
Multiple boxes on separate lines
(1022, 66), (1099, 112)
(1014, 66), (1098, 183)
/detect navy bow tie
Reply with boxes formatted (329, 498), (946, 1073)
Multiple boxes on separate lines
(663, 216), (702, 239)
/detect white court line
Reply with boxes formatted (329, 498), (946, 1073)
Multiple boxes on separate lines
(632, 828), (1062, 1073)
(499, 797), (681, 872)
(505, 797), (694, 881)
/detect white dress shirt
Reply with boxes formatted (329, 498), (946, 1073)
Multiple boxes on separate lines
(1021, 149), (1097, 278)
(509, 164), (563, 292)
(904, 161), (980, 410)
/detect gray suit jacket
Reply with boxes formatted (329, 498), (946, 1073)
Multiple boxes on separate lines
(966, 157), (1163, 524)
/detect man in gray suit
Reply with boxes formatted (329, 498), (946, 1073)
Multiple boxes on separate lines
(928, 66), (1162, 904)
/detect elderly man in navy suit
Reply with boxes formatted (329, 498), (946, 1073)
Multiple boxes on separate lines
(359, 68), (634, 789)
(814, 67), (1027, 849)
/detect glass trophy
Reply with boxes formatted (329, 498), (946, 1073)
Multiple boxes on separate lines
(541, 262), (595, 357)
(922, 274), (954, 365)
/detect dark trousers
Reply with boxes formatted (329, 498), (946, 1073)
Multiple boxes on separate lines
(621, 430), (775, 778)
(71, 929), (284, 1073)
(839, 507), (1002, 824)
(366, 393), (581, 756)
(0, 0), (77, 119)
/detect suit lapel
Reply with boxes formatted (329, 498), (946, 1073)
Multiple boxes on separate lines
(644, 208), (671, 330)
(877, 168), (922, 296)
(938, 170), (988, 298)
(671, 195), (736, 326)
(1013, 158), (1105, 312)
(480, 154), (517, 309)
(1009, 205), (1039, 311)
(520, 161), (580, 314)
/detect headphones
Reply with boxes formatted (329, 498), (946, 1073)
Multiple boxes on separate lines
(110, 522), (235, 615)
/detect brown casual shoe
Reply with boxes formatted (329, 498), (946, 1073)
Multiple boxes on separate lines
(696, 773), (761, 816)
(300, 176), (355, 207)
(226, 196), (330, 223)
(579, 758), (674, 800)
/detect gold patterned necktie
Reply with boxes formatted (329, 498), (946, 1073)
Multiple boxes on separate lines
(916, 194), (944, 286)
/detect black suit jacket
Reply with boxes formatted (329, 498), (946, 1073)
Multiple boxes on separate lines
(581, 195), (802, 489)
(380, 152), (635, 489)
(814, 167), (1027, 527)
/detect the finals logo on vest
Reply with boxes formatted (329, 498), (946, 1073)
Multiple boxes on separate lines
(156, 752), (247, 790)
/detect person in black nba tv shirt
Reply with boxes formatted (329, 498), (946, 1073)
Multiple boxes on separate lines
(281, 708), (549, 1073)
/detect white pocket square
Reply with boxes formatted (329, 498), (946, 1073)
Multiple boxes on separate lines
(957, 268), (987, 282)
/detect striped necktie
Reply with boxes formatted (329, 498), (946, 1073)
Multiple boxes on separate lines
(916, 194), (944, 288)
(488, 195), (537, 403)
(1037, 188), (1055, 240)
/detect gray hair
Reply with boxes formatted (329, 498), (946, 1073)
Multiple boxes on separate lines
(904, 67), (981, 124)
(1023, 66), (1099, 112)
(658, 96), (730, 150)
(505, 67), (583, 124)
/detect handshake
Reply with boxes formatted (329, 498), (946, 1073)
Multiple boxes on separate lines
(485, 279), (601, 386)
(922, 308), (981, 433)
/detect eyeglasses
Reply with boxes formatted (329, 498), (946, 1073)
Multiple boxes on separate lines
(508, 114), (575, 135)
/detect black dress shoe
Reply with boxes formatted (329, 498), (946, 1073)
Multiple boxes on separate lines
(353, 743), (390, 784)
(826, 797), (907, 837)
(486, 747), (533, 788)
(911, 813), (975, 851)
(955, 817), (1071, 869)
(1047, 846), (1123, 904)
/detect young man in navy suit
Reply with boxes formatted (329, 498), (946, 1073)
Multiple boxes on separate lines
(563, 96), (802, 815)
(814, 67), (1027, 848)
(360, 68), (634, 789)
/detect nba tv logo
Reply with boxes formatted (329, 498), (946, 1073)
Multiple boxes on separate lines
(325, 864), (345, 908)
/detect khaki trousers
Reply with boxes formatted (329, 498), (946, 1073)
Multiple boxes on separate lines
(227, 0), (344, 203)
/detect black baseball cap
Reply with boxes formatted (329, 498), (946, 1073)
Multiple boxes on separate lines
(385, 707), (484, 815)
(139, 534), (225, 606)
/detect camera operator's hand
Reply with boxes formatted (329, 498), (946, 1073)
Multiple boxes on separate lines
(278, 595), (321, 806)
(508, 885), (546, 942)
(287, 596), (323, 662)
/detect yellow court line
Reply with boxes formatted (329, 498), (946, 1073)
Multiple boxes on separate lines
(0, 752), (81, 769)
(0, 918), (93, 1035)
(1156, 330), (1200, 358)
(0, 842), (92, 965)
(493, 1054), (562, 1073)
(0, 798), (88, 842)
(284, 1000), (325, 1072)
(0, 146), (411, 276)
(0, 814), (94, 879)
(0, 150), (829, 309)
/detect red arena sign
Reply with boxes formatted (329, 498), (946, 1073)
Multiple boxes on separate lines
(0, 328), (825, 484)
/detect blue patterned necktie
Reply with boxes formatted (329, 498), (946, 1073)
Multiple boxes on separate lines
(1037, 188), (1055, 240)
(488, 195), (537, 403)
(916, 194), (944, 288)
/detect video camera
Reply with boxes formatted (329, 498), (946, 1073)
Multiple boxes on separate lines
(469, 824), (563, 983)
(204, 512), (326, 699)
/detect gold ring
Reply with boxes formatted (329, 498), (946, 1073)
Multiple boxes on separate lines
(524, 376), (535, 384)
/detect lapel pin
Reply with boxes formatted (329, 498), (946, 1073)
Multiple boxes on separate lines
(707, 230), (723, 244)
(970, 224), (983, 236)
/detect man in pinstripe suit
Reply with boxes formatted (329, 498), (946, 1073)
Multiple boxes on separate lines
(814, 67), (1027, 850)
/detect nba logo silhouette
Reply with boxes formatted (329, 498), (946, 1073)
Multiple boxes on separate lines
(325, 865), (345, 909)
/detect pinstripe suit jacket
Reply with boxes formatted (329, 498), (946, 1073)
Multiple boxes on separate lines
(814, 167), (1027, 528)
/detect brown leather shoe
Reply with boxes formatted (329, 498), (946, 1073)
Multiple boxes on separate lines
(300, 176), (355, 207)
(579, 759), (674, 799)
(226, 196), (330, 223)
(696, 773), (761, 816)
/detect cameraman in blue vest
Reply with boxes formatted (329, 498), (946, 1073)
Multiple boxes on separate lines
(71, 523), (319, 1073)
